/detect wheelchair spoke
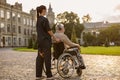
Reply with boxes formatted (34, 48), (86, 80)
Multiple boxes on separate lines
(57, 53), (75, 78)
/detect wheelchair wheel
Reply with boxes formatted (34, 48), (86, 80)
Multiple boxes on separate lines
(43, 57), (58, 76)
(76, 67), (82, 77)
(57, 53), (75, 78)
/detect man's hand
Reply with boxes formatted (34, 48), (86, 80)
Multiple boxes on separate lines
(76, 44), (81, 50)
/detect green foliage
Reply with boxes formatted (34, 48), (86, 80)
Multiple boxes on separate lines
(13, 47), (37, 52)
(56, 11), (84, 39)
(83, 33), (97, 46)
(98, 24), (120, 46)
(83, 41), (88, 47)
(71, 27), (77, 43)
(82, 14), (92, 23)
(28, 38), (33, 48)
(105, 39), (109, 47)
(33, 41), (38, 50)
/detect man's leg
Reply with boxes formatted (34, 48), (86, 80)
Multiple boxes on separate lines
(43, 48), (52, 78)
(36, 51), (44, 77)
(78, 55), (86, 69)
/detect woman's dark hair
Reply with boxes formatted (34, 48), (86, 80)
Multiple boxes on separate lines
(36, 5), (46, 18)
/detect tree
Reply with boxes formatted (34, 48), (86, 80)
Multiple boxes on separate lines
(71, 26), (77, 43)
(105, 38), (109, 47)
(82, 14), (91, 23)
(98, 24), (120, 46)
(83, 33), (96, 46)
(56, 11), (84, 39)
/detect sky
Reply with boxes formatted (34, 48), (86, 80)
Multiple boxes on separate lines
(7, 0), (120, 23)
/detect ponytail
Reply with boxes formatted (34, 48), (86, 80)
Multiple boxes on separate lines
(36, 7), (40, 19)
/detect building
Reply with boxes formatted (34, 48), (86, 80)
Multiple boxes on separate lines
(47, 3), (55, 28)
(81, 21), (120, 44)
(0, 0), (55, 47)
(0, 0), (37, 47)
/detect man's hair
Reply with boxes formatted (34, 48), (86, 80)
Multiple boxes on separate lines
(56, 23), (64, 31)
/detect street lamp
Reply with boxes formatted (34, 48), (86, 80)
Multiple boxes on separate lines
(11, 5), (13, 47)
(31, 9), (34, 35)
(0, 25), (5, 47)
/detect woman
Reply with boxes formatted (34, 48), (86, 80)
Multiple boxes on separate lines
(36, 5), (59, 80)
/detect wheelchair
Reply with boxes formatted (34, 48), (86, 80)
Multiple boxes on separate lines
(44, 42), (83, 78)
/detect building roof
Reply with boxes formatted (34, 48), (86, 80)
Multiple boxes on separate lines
(83, 22), (120, 29)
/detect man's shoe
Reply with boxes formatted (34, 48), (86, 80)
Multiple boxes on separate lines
(79, 65), (86, 69)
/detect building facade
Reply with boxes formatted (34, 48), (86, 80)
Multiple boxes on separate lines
(0, 0), (55, 47)
(0, 0), (36, 47)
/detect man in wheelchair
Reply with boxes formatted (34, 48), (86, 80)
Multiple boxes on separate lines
(53, 23), (86, 69)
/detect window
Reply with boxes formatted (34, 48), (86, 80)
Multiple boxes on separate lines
(0, 23), (5, 32)
(30, 19), (32, 26)
(7, 11), (10, 19)
(7, 24), (11, 32)
(12, 13), (16, 21)
(23, 18), (26, 25)
(18, 26), (21, 34)
(0, 10), (4, 18)
(24, 28), (26, 35)
(18, 14), (20, 17)
(33, 21), (36, 27)
(13, 37), (16, 46)
(8, 37), (11, 46)
(1, 23), (4, 28)
(12, 12), (15, 17)
(19, 38), (21, 46)
(24, 38), (27, 46)
(12, 25), (16, 33)
(28, 29), (29, 35)
(18, 14), (21, 23)
(25, 18), (27, 25)
(31, 30), (33, 35)
(27, 18), (29, 25)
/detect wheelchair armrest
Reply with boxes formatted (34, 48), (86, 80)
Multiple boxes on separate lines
(65, 46), (79, 52)
(67, 46), (78, 49)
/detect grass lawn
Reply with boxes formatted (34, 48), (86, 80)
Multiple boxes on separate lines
(13, 46), (120, 56)
(81, 46), (120, 56)
(13, 47), (37, 52)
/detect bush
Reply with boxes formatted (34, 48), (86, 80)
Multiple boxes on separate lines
(71, 27), (77, 43)
(28, 38), (33, 48)
(105, 40), (109, 47)
(33, 41), (38, 49)
(83, 41), (88, 47)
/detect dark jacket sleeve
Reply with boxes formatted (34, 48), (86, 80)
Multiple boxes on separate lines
(44, 18), (51, 32)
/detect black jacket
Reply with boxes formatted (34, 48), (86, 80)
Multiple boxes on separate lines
(36, 16), (52, 48)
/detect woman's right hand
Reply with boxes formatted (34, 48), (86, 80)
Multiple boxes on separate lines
(55, 38), (61, 43)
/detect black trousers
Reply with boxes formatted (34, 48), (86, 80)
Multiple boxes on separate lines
(36, 47), (52, 78)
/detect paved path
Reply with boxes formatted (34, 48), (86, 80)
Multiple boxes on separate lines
(0, 48), (120, 80)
